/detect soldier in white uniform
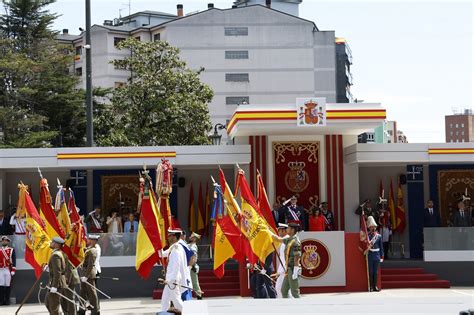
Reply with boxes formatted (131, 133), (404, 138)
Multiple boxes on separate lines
(274, 223), (291, 299)
(160, 228), (186, 313)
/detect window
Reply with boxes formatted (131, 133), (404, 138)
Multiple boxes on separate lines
(75, 46), (82, 56)
(114, 37), (126, 47)
(225, 50), (249, 59)
(367, 133), (375, 141)
(135, 36), (141, 41)
(75, 67), (82, 76)
(462, 131), (464, 135)
(114, 62), (127, 70)
(456, 123), (459, 128)
(461, 123), (464, 128)
(226, 96), (249, 105)
(456, 131), (459, 135)
(226, 73), (249, 82)
(225, 27), (248, 36)
(114, 82), (126, 89)
(153, 33), (161, 41)
(450, 131), (453, 136)
(449, 123), (453, 128)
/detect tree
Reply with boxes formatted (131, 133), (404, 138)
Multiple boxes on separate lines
(0, 0), (86, 148)
(94, 38), (213, 146)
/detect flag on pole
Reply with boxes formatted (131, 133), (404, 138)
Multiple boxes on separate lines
(204, 183), (211, 236)
(358, 211), (369, 255)
(388, 179), (396, 229)
(212, 183), (239, 278)
(136, 178), (163, 279)
(156, 159), (174, 239)
(197, 182), (205, 234)
(234, 169), (274, 264)
(256, 171), (277, 234)
(66, 189), (86, 266)
(18, 184), (51, 278)
(39, 178), (65, 239)
(54, 184), (72, 239)
(188, 182), (196, 232)
(395, 178), (407, 233)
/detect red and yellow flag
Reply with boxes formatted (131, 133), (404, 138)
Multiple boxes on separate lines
(395, 178), (407, 233)
(39, 178), (65, 239)
(154, 190), (169, 248)
(388, 179), (396, 229)
(188, 183), (196, 232)
(66, 189), (86, 266)
(204, 183), (211, 236)
(18, 184), (51, 278)
(136, 180), (163, 279)
(256, 171), (277, 234)
(197, 182), (205, 234)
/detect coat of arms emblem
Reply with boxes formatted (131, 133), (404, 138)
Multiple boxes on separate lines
(285, 161), (309, 193)
(300, 239), (330, 279)
(296, 97), (326, 126)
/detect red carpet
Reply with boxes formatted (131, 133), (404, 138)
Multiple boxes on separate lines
(152, 269), (240, 299)
(381, 267), (450, 289)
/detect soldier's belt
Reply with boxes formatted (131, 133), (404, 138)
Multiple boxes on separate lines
(369, 248), (380, 252)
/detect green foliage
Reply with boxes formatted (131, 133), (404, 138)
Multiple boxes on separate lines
(0, 0), (86, 148)
(95, 38), (213, 146)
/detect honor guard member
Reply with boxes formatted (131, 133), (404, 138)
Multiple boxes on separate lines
(0, 236), (16, 305)
(367, 216), (384, 292)
(61, 255), (80, 315)
(46, 237), (68, 315)
(188, 232), (203, 300)
(272, 222), (301, 298)
(79, 235), (100, 315)
(160, 228), (186, 314)
(274, 223), (290, 298)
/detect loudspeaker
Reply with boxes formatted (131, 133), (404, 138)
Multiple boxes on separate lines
(178, 177), (186, 188)
(399, 174), (407, 185)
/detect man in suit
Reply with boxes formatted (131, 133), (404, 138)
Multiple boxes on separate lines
(423, 200), (441, 227)
(453, 201), (471, 227)
(0, 210), (12, 236)
(272, 202), (284, 225)
(280, 196), (306, 230)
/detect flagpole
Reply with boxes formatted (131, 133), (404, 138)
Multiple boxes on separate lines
(15, 268), (46, 314)
(365, 254), (370, 292)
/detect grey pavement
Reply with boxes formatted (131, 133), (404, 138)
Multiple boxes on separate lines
(1, 288), (473, 315)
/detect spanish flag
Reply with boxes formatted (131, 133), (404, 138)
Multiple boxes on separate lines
(212, 183), (239, 278)
(188, 182), (196, 232)
(66, 189), (86, 266)
(152, 189), (167, 248)
(54, 185), (72, 239)
(19, 184), (51, 278)
(256, 171), (277, 234)
(197, 182), (205, 234)
(39, 178), (65, 239)
(136, 179), (163, 279)
(395, 178), (407, 233)
(388, 179), (396, 229)
(204, 183), (211, 236)
(235, 169), (274, 264)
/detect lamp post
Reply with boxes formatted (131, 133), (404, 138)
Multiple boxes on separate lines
(210, 123), (226, 146)
(85, 0), (94, 146)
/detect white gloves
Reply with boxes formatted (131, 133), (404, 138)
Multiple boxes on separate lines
(259, 268), (266, 275)
(10, 271), (15, 276)
(380, 258), (384, 263)
(50, 287), (58, 294)
(43, 265), (49, 272)
(292, 266), (301, 280)
(80, 276), (88, 283)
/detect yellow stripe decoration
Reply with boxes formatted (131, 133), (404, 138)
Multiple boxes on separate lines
(57, 152), (176, 159)
(428, 148), (474, 155)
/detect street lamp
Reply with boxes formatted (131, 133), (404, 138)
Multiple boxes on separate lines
(210, 123), (226, 146)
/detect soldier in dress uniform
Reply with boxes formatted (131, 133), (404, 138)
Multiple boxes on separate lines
(367, 216), (384, 292)
(0, 236), (16, 305)
(160, 228), (186, 314)
(320, 202), (335, 231)
(188, 232), (203, 300)
(272, 222), (301, 298)
(45, 237), (68, 315)
(61, 255), (80, 315)
(78, 235), (100, 315)
(274, 223), (290, 298)
(280, 196), (306, 230)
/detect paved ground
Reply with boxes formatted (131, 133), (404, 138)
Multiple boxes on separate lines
(2, 288), (473, 315)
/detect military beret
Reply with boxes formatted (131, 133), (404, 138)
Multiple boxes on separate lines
(52, 236), (65, 245)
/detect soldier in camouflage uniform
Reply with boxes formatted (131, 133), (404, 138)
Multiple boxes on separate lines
(61, 255), (80, 315)
(188, 232), (203, 300)
(272, 222), (301, 298)
(78, 235), (99, 315)
(45, 237), (68, 315)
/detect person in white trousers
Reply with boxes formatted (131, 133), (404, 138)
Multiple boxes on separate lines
(275, 223), (292, 299)
(160, 229), (186, 313)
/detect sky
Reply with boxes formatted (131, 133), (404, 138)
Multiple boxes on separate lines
(47, 0), (473, 143)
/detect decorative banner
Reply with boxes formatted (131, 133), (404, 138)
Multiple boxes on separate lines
(273, 142), (320, 210)
(406, 165), (423, 182)
(437, 169), (474, 226)
(301, 239), (330, 279)
(299, 231), (345, 287)
(101, 175), (141, 217)
(296, 97), (326, 127)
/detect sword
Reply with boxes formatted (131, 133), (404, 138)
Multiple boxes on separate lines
(96, 276), (119, 281)
(246, 263), (277, 284)
(157, 278), (204, 295)
(63, 286), (89, 308)
(81, 279), (111, 299)
(39, 283), (86, 311)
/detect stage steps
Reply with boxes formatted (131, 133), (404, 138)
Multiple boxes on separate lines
(152, 268), (240, 299)
(381, 267), (450, 289)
